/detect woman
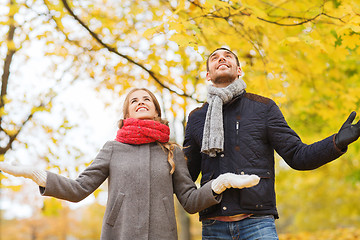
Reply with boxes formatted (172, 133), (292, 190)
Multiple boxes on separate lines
(0, 88), (259, 240)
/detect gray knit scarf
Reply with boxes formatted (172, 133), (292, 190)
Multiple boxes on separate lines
(201, 78), (247, 157)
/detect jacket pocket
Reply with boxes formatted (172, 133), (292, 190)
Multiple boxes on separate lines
(162, 197), (176, 231)
(106, 192), (125, 227)
(237, 169), (275, 211)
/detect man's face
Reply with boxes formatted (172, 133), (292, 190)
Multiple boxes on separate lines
(206, 49), (242, 87)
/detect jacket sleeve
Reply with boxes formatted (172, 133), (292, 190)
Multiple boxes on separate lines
(172, 147), (221, 214)
(39, 141), (112, 202)
(267, 102), (344, 170)
(183, 114), (202, 182)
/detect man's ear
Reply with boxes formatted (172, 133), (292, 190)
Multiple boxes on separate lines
(206, 72), (211, 82)
(237, 67), (243, 77)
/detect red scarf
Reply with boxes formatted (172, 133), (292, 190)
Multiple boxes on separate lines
(115, 118), (170, 144)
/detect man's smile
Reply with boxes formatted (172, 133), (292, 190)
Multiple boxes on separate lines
(217, 63), (230, 69)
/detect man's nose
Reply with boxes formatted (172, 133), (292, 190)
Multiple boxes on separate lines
(219, 56), (226, 62)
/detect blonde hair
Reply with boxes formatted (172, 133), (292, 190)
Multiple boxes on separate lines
(118, 88), (176, 174)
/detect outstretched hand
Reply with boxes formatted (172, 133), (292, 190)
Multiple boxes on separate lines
(0, 162), (32, 178)
(335, 111), (360, 150)
(0, 162), (47, 186)
(211, 173), (260, 194)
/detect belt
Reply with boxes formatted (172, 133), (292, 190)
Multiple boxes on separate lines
(203, 213), (252, 222)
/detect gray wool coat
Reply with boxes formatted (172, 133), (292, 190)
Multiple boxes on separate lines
(40, 141), (220, 240)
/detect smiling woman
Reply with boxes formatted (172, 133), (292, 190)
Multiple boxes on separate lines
(0, 87), (260, 240)
(124, 88), (160, 121)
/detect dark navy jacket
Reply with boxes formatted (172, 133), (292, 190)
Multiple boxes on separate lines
(183, 91), (344, 220)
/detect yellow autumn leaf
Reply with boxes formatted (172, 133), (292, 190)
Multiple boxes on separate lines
(9, 3), (20, 15)
(173, 0), (185, 14)
(350, 24), (360, 32)
(242, 3), (268, 19)
(42, 198), (63, 217)
(169, 34), (192, 47)
(7, 40), (16, 51)
(143, 24), (164, 38)
(341, 34), (360, 49)
(203, 0), (230, 9)
(93, 188), (103, 198)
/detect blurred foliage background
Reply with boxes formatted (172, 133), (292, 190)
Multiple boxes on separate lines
(1, 0), (360, 239)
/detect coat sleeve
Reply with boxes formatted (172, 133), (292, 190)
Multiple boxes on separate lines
(183, 114), (202, 182)
(39, 141), (112, 202)
(172, 147), (221, 214)
(266, 102), (344, 170)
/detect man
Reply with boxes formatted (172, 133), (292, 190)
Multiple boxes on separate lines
(183, 47), (360, 239)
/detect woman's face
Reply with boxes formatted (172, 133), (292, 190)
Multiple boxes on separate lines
(126, 90), (158, 120)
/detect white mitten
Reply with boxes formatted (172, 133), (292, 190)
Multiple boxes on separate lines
(211, 173), (260, 194)
(0, 162), (47, 187)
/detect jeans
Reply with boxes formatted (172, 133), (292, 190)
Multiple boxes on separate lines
(202, 215), (279, 240)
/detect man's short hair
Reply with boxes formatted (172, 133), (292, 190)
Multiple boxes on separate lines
(206, 48), (240, 72)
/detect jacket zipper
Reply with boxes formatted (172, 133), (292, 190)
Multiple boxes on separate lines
(236, 121), (240, 146)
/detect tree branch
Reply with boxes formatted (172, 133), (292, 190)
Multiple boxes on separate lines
(257, 6), (346, 26)
(0, 109), (35, 155)
(61, 0), (199, 101)
(1, 0), (17, 126)
(257, 13), (323, 26)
